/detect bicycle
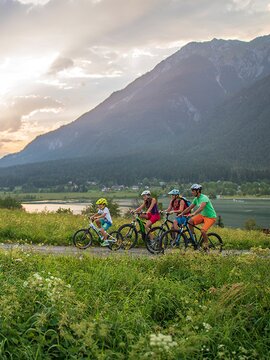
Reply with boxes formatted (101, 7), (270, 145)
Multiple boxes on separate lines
(73, 219), (123, 251)
(117, 211), (164, 254)
(160, 216), (223, 254)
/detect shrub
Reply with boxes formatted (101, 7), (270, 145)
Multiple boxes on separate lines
(0, 196), (23, 210)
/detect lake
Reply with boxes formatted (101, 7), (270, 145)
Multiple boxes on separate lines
(22, 197), (270, 229)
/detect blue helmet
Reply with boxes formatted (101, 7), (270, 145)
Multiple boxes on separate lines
(168, 189), (180, 195)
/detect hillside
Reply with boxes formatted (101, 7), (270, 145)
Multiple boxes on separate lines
(0, 36), (269, 184)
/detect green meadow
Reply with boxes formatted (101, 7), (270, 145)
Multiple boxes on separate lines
(0, 249), (269, 359)
(0, 209), (270, 359)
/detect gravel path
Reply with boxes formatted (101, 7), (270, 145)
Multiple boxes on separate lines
(0, 243), (250, 257)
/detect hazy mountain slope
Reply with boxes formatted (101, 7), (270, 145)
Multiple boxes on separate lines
(195, 73), (270, 167)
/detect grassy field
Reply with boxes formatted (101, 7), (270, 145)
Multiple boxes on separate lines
(0, 249), (269, 359)
(0, 209), (270, 250)
(0, 209), (270, 358)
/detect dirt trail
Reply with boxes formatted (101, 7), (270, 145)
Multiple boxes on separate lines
(0, 243), (250, 257)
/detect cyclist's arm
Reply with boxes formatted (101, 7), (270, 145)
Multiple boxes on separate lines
(178, 199), (185, 213)
(135, 203), (144, 213)
(190, 202), (206, 217)
(95, 212), (107, 220)
(179, 203), (195, 216)
(146, 198), (156, 213)
(91, 212), (99, 220)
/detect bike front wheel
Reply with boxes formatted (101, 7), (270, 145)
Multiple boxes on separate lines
(108, 231), (123, 251)
(160, 229), (188, 253)
(118, 224), (138, 250)
(73, 228), (93, 249)
(145, 226), (164, 254)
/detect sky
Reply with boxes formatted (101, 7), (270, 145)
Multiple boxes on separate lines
(0, 0), (270, 158)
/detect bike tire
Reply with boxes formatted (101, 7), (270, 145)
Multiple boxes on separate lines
(108, 231), (123, 251)
(207, 232), (223, 253)
(117, 224), (138, 250)
(145, 226), (164, 254)
(73, 228), (93, 249)
(160, 229), (188, 253)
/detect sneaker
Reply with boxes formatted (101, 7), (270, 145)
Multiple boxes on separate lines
(101, 240), (110, 247)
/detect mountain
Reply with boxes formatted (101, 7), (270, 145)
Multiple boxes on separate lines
(0, 35), (270, 182)
(197, 73), (270, 167)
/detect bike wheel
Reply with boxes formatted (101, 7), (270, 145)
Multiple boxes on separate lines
(145, 226), (164, 254)
(160, 229), (188, 253)
(118, 224), (138, 250)
(108, 231), (123, 251)
(207, 232), (223, 253)
(73, 228), (93, 249)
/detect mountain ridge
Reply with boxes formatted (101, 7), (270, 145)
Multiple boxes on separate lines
(0, 35), (270, 183)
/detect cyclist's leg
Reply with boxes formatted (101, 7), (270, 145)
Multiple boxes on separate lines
(101, 220), (112, 239)
(146, 213), (160, 235)
(188, 214), (204, 239)
(173, 218), (179, 230)
(200, 217), (216, 249)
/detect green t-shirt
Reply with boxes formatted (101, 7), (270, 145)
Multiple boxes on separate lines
(192, 194), (217, 218)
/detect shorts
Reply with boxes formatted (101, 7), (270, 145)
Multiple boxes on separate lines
(176, 216), (188, 226)
(146, 213), (161, 225)
(191, 214), (216, 232)
(100, 218), (112, 231)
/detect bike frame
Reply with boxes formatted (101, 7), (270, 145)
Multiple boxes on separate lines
(159, 212), (173, 231)
(89, 221), (103, 241)
(132, 213), (147, 240)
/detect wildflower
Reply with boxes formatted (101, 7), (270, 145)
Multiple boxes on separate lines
(203, 322), (212, 332)
(149, 333), (177, 351)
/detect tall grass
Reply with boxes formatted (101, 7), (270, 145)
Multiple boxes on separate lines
(0, 250), (269, 359)
(0, 209), (269, 249)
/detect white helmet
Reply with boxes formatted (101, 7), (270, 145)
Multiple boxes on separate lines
(190, 183), (202, 191)
(141, 190), (151, 196)
(168, 189), (180, 195)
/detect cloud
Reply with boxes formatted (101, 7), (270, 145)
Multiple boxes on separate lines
(47, 56), (74, 75)
(0, 0), (270, 157)
(0, 95), (63, 132)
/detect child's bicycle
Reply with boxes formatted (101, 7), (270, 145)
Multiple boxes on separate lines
(160, 216), (223, 254)
(73, 219), (123, 251)
(117, 211), (164, 254)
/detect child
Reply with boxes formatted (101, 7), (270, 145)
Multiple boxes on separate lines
(135, 190), (160, 233)
(91, 198), (112, 246)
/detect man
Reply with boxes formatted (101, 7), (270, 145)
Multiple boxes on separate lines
(179, 184), (217, 251)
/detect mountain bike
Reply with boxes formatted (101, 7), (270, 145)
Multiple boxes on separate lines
(117, 212), (164, 254)
(160, 216), (223, 253)
(73, 220), (123, 251)
(139, 211), (175, 253)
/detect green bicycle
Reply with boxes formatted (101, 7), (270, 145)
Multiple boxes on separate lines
(117, 212), (164, 254)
